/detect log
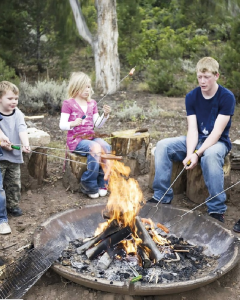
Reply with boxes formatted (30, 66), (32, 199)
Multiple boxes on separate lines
(97, 252), (113, 270)
(148, 147), (187, 195)
(76, 219), (120, 254)
(111, 128), (151, 175)
(137, 246), (151, 268)
(62, 152), (87, 192)
(135, 216), (164, 262)
(186, 154), (231, 204)
(28, 148), (47, 185)
(86, 226), (131, 259)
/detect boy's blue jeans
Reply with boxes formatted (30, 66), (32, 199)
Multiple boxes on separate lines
(0, 170), (8, 223)
(74, 138), (111, 194)
(153, 136), (228, 214)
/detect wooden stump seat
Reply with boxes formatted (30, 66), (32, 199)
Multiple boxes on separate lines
(62, 152), (87, 193)
(21, 128), (50, 189)
(148, 146), (231, 204)
(111, 128), (151, 175)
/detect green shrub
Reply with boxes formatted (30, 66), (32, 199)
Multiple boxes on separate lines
(19, 80), (67, 114)
(115, 101), (146, 121)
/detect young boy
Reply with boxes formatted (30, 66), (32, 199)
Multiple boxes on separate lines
(148, 57), (235, 223)
(0, 81), (31, 217)
(0, 128), (12, 234)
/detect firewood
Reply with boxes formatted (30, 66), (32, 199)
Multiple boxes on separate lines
(86, 226), (131, 259)
(135, 216), (164, 262)
(76, 219), (120, 254)
(97, 252), (113, 270)
(137, 246), (151, 268)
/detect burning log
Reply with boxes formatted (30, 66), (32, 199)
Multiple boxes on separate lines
(86, 226), (132, 260)
(135, 216), (164, 262)
(137, 247), (151, 268)
(77, 220), (120, 254)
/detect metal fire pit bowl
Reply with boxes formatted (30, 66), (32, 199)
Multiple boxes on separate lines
(34, 204), (240, 296)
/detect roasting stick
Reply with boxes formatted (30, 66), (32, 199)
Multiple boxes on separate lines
(144, 162), (190, 220)
(165, 179), (240, 229)
(93, 67), (136, 128)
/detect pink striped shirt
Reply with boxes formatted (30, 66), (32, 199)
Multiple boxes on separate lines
(61, 98), (98, 151)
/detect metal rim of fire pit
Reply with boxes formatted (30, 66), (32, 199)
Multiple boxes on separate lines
(34, 204), (240, 296)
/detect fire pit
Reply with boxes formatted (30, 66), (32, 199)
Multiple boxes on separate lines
(34, 203), (240, 296)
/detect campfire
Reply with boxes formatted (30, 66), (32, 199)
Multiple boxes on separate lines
(59, 161), (218, 284)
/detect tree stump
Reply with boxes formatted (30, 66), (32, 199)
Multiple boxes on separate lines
(148, 147), (187, 195)
(62, 152), (87, 193)
(21, 128), (50, 188)
(186, 154), (231, 204)
(111, 129), (150, 175)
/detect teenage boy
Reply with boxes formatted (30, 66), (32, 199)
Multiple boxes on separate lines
(148, 57), (236, 223)
(0, 81), (31, 217)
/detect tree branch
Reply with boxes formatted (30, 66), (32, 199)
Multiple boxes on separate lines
(69, 0), (93, 46)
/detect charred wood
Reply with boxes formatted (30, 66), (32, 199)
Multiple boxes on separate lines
(77, 219), (120, 254)
(86, 226), (132, 260)
(137, 246), (151, 268)
(135, 216), (164, 262)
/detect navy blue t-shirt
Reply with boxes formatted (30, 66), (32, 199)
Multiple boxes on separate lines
(0, 115), (3, 156)
(185, 85), (235, 151)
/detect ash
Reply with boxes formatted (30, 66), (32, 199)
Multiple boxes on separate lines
(58, 236), (218, 284)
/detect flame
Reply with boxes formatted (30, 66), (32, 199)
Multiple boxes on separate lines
(106, 161), (145, 229)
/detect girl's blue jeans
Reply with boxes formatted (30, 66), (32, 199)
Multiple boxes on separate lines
(153, 136), (228, 214)
(74, 138), (111, 194)
(0, 170), (8, 223)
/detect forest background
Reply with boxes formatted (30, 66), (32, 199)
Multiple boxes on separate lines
(0, 0), (240, 113)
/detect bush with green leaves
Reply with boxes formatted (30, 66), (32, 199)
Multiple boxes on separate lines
(0, 58), (19, 85)
(19, 80), (67, 114)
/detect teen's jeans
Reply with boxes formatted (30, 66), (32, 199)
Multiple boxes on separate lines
(0, 170), (8, 223)
(74, 138), (111, 194)
(152, 136), (228, 214)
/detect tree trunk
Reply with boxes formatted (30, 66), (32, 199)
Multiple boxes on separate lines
(94, 0), (120, 94)
(69, 0), (120, 94)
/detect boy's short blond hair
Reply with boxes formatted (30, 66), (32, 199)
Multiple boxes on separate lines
(67, 72), (93, 101)
(196, 57), (219, 75)
(0, 81), (19, 98)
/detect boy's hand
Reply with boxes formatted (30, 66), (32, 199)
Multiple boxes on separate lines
(22, 145), (31, 153)
(103, 105), (111, 117)
(0, 141), (12, 151)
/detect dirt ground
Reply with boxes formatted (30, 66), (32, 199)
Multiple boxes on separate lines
(1, 92), (240, 300)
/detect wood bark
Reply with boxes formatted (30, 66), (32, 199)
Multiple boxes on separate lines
(28, 148), (47, 184)
(111, 129), (150, 175)
(69, 0), (120, 94)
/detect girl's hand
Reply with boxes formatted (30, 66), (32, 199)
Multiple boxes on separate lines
(0, 141), (12, 151)
(103, 105), (111, 117)
(71, 118), (82, 127)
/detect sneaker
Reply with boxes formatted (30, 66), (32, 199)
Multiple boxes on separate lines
(8, 207), (23, 217)
(99, 188), (108, 197)
(0, 222), (11, 234)
(233, 219), (240, 233)
(87, 193), (99, 199)
(210, 213), (224, 223)
(147, 197), (159, 204)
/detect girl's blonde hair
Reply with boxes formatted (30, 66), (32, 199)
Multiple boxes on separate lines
(67, 72), (94, 101)
(0, 81), (19, 98)
(196, 57), (219, 75)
